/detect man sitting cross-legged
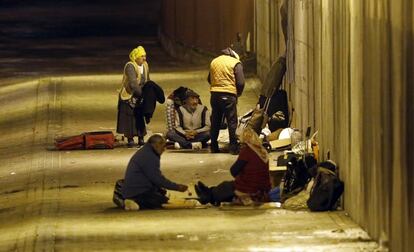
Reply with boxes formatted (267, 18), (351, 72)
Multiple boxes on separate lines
(166, 90), (211, 150)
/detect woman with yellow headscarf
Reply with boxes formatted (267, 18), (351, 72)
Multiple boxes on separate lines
(117, 46), (164, 147)
(194, 128), (271, 206)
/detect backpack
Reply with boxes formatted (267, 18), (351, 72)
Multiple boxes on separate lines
(307, 161), (344, 211)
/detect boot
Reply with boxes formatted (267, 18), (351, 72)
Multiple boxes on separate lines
(194, 182), (212, 205)
(127, 138), (135, 148)
(138, 136), (145, 146)
(210, 141), (220, 153)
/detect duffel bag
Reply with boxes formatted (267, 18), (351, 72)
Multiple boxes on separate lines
(84, 131), (114, 149)
(55, 134), (85, 150)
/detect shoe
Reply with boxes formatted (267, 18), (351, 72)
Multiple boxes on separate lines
(138, 137), (145, 146)
(191, 142), (202, 150)
(194, 184), (211, 205)
(197, 181), (210, 192)
(124, 199), (140, 211)
(127, 139), (135, 148)
(174, 142), (181, 149)
(229, 144), (240, 155)
(210, 142), (220, 153)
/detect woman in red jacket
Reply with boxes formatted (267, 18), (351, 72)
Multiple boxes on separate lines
(195, 128), (271, 206)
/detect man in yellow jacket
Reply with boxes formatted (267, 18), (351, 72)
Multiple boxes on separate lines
(208, 48), (245, 155)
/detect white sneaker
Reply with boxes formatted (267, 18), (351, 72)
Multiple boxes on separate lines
(191, 142), (202, 150)
(124, 199), (140, 211)
(174, 142), (181, 149)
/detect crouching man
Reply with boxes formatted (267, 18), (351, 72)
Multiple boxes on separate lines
(166, 90), (211, 150)
(121, 134), (188, 210)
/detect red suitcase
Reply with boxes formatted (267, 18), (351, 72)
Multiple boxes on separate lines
(84, 131), (114, 149)
(55, 134), (85, 150)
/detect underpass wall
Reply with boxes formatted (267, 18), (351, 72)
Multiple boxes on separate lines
(256, 0), (413, 251)
(160, 0), (254, 56)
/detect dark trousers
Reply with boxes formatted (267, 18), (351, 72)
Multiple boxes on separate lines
(200, 181), (235, 206)
(129, 188), (169, 209)
(166, 130), (210, 149)
(210, 92), (238, 146)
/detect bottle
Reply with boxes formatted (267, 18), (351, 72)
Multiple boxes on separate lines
(290, 128), (302, 146)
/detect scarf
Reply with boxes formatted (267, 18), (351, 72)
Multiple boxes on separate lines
(240, 128), (269, 163)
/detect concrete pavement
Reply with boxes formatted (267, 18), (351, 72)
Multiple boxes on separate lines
(0, 66), (382, 251)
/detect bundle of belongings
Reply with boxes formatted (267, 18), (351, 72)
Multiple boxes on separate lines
(235, 52), (344, 211)
(278, 157), (345, 212)
(268, 128), (344, 211)
(55, 131), (115, 150)
(236, 56), (290, 143)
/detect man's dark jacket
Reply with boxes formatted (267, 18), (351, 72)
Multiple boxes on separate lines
(122, 143), (179, 199)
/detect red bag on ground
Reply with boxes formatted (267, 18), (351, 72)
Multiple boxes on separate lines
(55, 135), (85, 150)
(55, 131), (115, 150)
(84, 131), (114, 149)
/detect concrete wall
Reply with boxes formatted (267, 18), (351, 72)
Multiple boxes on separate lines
(256, 0), (413, 251)
(255, 0), (287, 83)
(160, 0), (254, 54)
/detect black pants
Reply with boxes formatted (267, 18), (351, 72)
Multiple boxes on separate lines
(166, 130), (210, 149)
(210, 92), (238, 146)
(129, 188), (169, 209)
(199, 181), (235, 206)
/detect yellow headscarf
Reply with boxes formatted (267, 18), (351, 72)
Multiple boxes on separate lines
(129, 46), (146, 62)
(240, 128), (269, 163)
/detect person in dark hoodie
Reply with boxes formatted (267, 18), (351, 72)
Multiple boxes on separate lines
(208, 47), (245, 155)
(122, 134), (188, 210)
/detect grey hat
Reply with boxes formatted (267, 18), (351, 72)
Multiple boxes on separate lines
(185, 89), (200, 98)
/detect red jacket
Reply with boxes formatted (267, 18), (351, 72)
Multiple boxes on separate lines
(234, 145), (271, 194)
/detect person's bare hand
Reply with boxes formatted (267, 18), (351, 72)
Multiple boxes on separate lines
(185, 131), (195, 140)
(176, 184), (188, 192)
